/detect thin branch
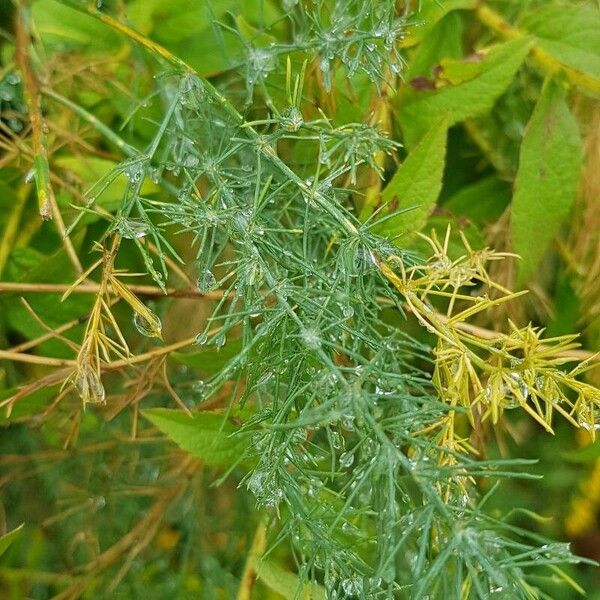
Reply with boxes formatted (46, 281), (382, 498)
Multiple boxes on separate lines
(236, 519), (267, 600)
(0, 281), (223, 299)
(0, 350), (76, 367)
(1, 283), (596, 362)
(14, 1), (54, 219)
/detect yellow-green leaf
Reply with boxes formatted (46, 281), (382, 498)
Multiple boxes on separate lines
(402, 0), (476, 48)
(0, 524), (24, 558)
(520, 5), (600, 80)
(369, 118), (447, 245)
(406, 11), (465, 80)
(256, 560), (326, 600)
(399, 37), (532, 148)
(511, 81), (583, 285)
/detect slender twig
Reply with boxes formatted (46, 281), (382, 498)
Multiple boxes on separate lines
(0, 282), (596, 361)
(236, 519), (267, 600)
(105, 335), (197, 369)
(42, 87), (137, 156)
(0, 350), (76, 367)
(0, 281), (223, 299)
(14, 1), (54, 219)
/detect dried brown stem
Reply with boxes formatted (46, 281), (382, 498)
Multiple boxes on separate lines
(236, 519), (267, 600)
(0, 281), (222, 299)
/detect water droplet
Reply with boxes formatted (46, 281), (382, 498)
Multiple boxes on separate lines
(192, 380), (206, 396)
(183, 154), (199, 168)
(247, 469), (283, 508)
(339, 451), (354, 468)
(195, 331), (208, 345)
(341, 577), (363, 596)
(342, 305), (354, 318)
(117, 218), (149, 239)
(330, 430), (344, 450)
(341, 522), (355, 535)
(301, 328), (321, 350)
(280, 106), (303, 132)
(150, 168), (161, 184)
(126, 164), (144, 183)
(197, 269), (217, 293)
(257, 369), (274, 386)
(507, 371), (528, 404)
(74, 364), (106, 404)
(0, 86), (14, 101)
(7, 118), (23, 132)
(578, 406), (600, 431)
(342, 415), (355, 432)
(213, 331), (226, 348)
(133, 310), (162, 339)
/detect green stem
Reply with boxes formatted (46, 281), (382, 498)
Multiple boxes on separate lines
(43, 87), (137, 157)
(75, 6), (360, 238)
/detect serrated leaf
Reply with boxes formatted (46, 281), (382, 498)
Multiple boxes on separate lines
(0, 524), (24, 558)
(511, 81), (582, 285)
(142, 409), (252, 467)
(256, 560), (326, 600)
(369, 118), (447, 245)
(406, 12), (464, 80)
(520, 6), (600, 80)
(402, 0), (476, 48)
(399, 37), (532, 148)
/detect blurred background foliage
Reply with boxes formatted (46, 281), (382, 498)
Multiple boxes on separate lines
(0, 0), (599, 598)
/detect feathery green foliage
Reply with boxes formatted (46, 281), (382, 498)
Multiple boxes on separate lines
(0, 1), (599, 599)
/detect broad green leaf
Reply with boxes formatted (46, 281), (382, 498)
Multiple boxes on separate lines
(126, 0), (282, 77)
(0, 524), (24, 558)
(33, 0), (121, 51)
(511, 82), (582, 284)
(369, 118), (447, 244)
(0, 387), (59, 424)
(402, 0), (476, 48)
(444, 176), (511, 224)
(142, 409), (252, 467)
(545, 275), (581, 338)
(256, 560), (326, 600)
(399, 37), (532, 148)
(2, 236), (92, 358)
(54, 157), (159, 212)
(406, 11), (465, 80)
(520, 6), (600, 80)
(171, 339), (243, 373)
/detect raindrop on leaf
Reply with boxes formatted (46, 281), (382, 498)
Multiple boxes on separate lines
(197, 269), (217, 294)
